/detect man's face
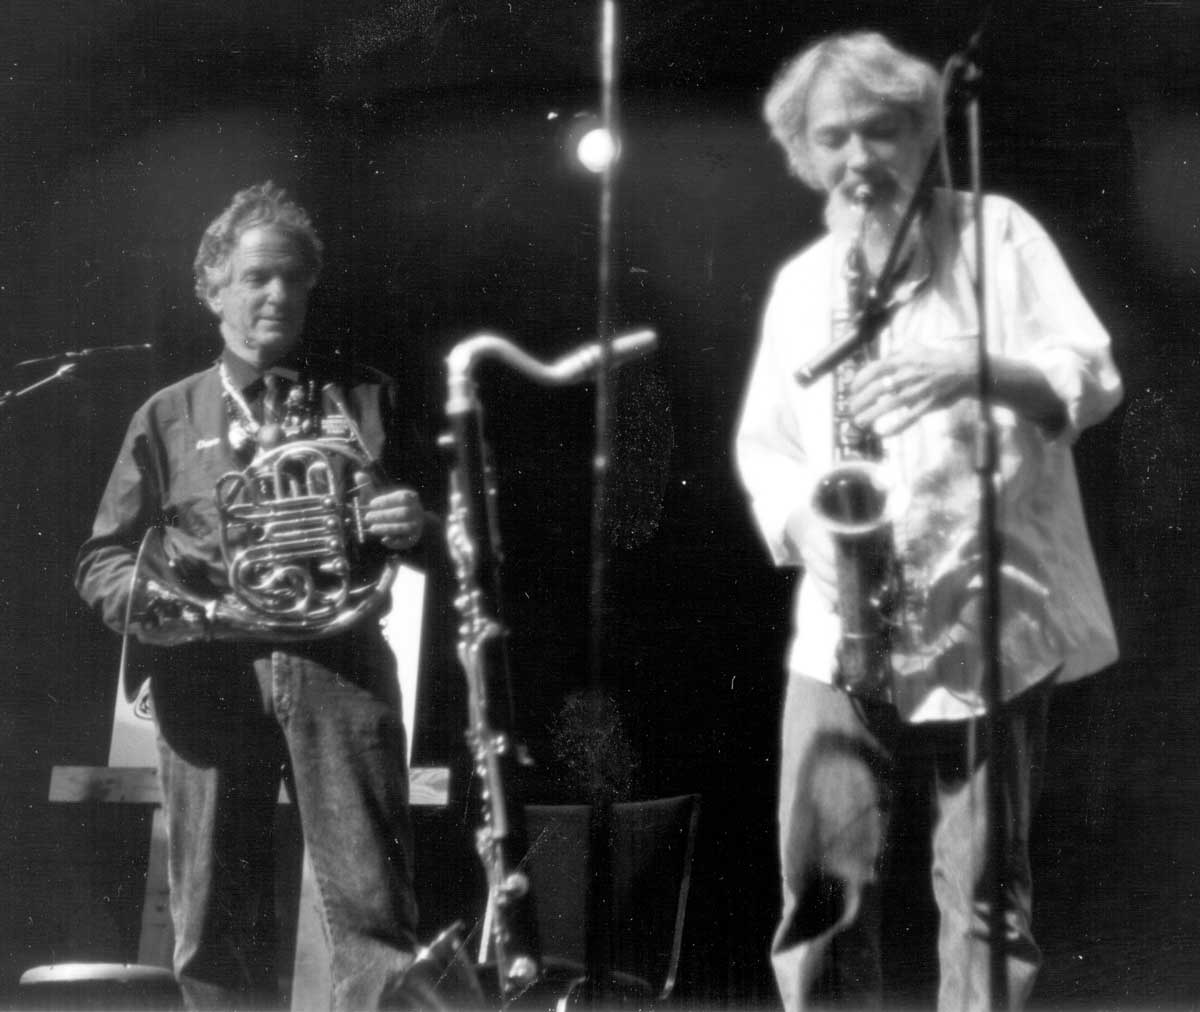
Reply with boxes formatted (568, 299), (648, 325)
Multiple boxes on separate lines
(206, 226), (314, 368)
(804, 71), (926, 210)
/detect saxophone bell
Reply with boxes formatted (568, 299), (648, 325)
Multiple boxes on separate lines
(813, 461), (888, 530)
(811, 453), (898, 700)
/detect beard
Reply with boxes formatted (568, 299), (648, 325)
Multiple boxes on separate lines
(824, 174), (921, 278)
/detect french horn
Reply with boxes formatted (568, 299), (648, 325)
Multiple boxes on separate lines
(124, 432), (401, 647)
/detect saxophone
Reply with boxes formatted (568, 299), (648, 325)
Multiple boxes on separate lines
(807, 190), (901, 701)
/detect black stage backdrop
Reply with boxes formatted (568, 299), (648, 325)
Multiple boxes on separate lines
(0, 2), (1197, 1008)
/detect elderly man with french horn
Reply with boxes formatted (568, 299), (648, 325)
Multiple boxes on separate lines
(736, 32), (1123, 1012)
(75, 183), (428, 1011)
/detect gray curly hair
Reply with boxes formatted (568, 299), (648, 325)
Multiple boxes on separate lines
(763, 31), (942, 191)
(192, 181), (323, 303)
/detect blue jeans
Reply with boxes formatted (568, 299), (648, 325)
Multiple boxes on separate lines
(150, 631), (418, 1011)
(771, 676), (1050, 1011)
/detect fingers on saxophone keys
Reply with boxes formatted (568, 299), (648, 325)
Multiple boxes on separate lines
(854, 372), (906, 423)
(873, 395), (929, 438)
(850, 366), (886, 404)
(851, 387), (891, 425)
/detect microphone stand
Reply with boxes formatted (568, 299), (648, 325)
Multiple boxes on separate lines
(952, 45), (1010, 1010)
(0, 363), (77, 412)
(584, 1), (619, 1005)
(15, 342), (152, 367)
(794, 27), (1009, 1006)
(2, 343), (152, 411)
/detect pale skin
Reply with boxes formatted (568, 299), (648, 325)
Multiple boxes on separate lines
(794, 73), (1068, 600)
(206, 225), (425, 551)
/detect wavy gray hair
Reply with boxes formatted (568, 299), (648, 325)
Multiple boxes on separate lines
(193, 181), (323, 304)
(763, 31), (942, 191)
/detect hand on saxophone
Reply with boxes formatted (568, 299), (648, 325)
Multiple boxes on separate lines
(850, 341), (1070, 437)
(849, 343), (976, 437)
(362, 485), (426, 551)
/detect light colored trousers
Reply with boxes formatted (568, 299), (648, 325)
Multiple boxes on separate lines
(771, 675), (1050, 1012)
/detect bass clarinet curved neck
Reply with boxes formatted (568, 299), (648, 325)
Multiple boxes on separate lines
(446, 329), (656, 416)
(437, 329), (657, 1005)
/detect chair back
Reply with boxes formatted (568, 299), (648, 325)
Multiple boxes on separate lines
(523, 793), (701, 1000)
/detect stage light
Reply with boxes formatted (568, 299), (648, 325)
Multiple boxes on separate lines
(576, 126), (618, 174)
(552, 111), (621, 176)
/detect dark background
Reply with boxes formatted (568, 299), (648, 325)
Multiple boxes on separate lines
(1, 1), (1198, 1008)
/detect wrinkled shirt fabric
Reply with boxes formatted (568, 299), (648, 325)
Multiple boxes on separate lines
(736, 191), (1122, 722)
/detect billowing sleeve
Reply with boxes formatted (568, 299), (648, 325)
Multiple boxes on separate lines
(995, 198), (1124, 440)
(735, 267), (815, 568)
(74, 409), (162, 634)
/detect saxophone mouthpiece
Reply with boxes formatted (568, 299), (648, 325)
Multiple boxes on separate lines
(851, 183), (874, 208)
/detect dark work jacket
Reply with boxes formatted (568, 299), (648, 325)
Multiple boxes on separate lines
(75, 348), (431, 699)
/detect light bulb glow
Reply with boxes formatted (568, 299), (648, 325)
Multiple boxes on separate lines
(576, 127), (618, 173)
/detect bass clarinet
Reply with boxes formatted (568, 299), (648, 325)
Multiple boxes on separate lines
(442, 328), (657, 1003)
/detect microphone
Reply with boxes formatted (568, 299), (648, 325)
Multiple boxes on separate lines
(554, 328), (657, 385)
(17, 343), (153, 367)
(796, 332), (865, 387)
(795, 296), (897, 387)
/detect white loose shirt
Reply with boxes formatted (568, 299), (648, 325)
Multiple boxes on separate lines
(736, 191), (1123, 722)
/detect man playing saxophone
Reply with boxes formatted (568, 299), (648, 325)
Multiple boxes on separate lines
(735, 32), (1122, 1011)
(75, 182), (429, 1010)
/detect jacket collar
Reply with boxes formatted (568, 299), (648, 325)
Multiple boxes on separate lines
(218, 348), (303, 393)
